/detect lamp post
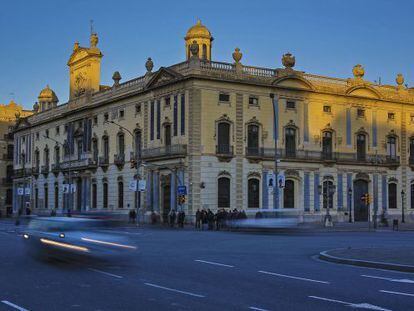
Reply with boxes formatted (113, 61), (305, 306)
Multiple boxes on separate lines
(15, 153), (26, 225)
(104, 121), (141, 218)
(270, 94), (279, 209)
(348, 187), (353, 223)
(401, 189), (405, 223)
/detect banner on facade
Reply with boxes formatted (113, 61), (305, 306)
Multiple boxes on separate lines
(25, 187), (31, 195)
(138, 180), (146, 192)
(278, 174), (285, 188)
(129, 180), (137, 191)
(267, 171), (274, 189)
(17, 188), (24, 196)
(70, 184), (76, 193)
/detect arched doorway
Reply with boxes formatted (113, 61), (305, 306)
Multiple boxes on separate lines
(161, 174), (171, 223)
(353, 179), (369, 221)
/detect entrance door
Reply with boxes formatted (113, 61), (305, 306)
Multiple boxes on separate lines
(76, 179), (82, 211)
(162, 175), (171, 223)
(353, 179), (368, 221)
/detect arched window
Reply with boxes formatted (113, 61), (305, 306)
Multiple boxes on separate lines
(103, 182), (108, 208)
(35, 149), (40, 170)
(92, 138), (98, 163)
(323, 180), (334, 209)
(202, 44), (207, 60)
(55, 146), (60, 165)
(357, 134), (366, 161)
(387, 136), (397, 160)
(118, 133), (125, 156)
(6, 144), (13, 159)
(284, 180), (295, 208)
(285, 127), (296, 158)
(248, 178), (260, 208)
(92, 184), (97, 209)
(102, 136), (109, 161)
(388, 183), (397, 209)
(322, 131), (333, 160)
(411, 183), (414, 210)
(54, 182), (59, 210)
(77, 140), (82, 160)
(118, 181), (124, 208)
(410, 138), (414, 165)
(217, 122), (231, 155)
(247, 124), (259, 155)
(44, 147), (50, 166)
(135, 130), (142, 159)
(218, 177), (230, 208)
(44, 183), (48, 209)
(164, 124), (171, 147)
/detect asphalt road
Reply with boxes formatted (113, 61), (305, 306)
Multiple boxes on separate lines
(1, 222), (414, 311)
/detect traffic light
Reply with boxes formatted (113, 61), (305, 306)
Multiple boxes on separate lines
(361, 193), (372, 205)
(178, 195), (186, 205)
(130, 159), (137, 169)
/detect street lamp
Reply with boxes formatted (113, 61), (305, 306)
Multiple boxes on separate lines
(348, 187), (353, 223)
(401, 189), (405, 223)
(104, 120), (141, 217)
(270, 94), (279, 209)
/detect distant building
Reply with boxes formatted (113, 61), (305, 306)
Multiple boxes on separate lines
(0, 101), (32, 216)
(12, 21), (414, 223)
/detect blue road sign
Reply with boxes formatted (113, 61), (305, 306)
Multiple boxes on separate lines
(177, 186), (187, 195)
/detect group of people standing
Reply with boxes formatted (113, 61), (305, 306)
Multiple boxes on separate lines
(195, 208), (247, 230)
(168, 210), (186, 228)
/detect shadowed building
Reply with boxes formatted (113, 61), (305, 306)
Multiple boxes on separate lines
(12, 21), (414, 223)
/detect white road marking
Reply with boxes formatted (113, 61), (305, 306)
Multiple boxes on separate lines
(144, 282), (205, 298)
(309, 296), (392, 311)
(362, 274), (414, 284)
(195, 259), (234, 268)
(380, 290), (414, 297)
(1, 300), (30, 311)
(88, 268), (123, 279)
(249, 306), (270, 311)
(258, 270), (330, 284)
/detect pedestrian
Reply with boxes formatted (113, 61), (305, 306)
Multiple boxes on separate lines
(195, 209), (201, 229)
(169, 210), (176, 227)
(131, 209), (137, 224)
(201, 209), (208, 230)
(207, 209), (214, 230)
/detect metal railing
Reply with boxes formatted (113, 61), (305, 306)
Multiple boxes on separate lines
(99, 156), (109, 166)
(114, 154), (125, 165)
(141, 144), (187, 159)
(216, 144), (234, 157)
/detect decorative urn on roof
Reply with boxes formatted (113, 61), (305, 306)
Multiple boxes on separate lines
(145, 57), (154, 73)
(282, 52), (295, 69)
(112, 71), (122, 86)
(232, 48), (242, 64)
(352, 64), (365, 79)
(396, 73), (404, 88)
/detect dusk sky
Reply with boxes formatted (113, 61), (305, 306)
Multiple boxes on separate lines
(1, 0), (413, 109)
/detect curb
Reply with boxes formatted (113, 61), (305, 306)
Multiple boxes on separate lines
(319, 249), (414, 273)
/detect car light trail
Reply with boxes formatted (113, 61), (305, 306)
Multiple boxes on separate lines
(81, 237), (137, 249)
(40, 238), (89, 252)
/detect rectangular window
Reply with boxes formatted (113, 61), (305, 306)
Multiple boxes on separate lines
(286, 101), (296, 109)
(388, 112), (395, 120)
(181, 94), (185, 135)
(119, 109), (125, 119)
(323, 105), (331, 113)
(103, 183), (108, 208)
(150, 101), (154, 140)
(55, 126), (60, 135)
(219, 93), (230, 102)
(173, 95), (178, 136)
(92, 184), (97, 208)
(93, 116), (98, 125)
(357, 108), (365, 118)
(249, 96), (259, 106)
(44, 185), (48, 209)
(135, 103), (141, 115)
(54, 185), (59, 209)
(45, 129), (49, 138)
(165, 97), (171, 108)
(36, 132), (39, 140)
(156, 100), (161, 139)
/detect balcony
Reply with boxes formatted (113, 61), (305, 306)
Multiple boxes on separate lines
(245, 147), (400, 167)
(114, 154), (125, 166)
(216, 144), (234, 159)
(99, 156), (109, 167)
(141, 144), (187, 160)
(2, 154), (13, 161)
(2, 177), (12, 185)
(41, 165), (49, 175)
(60, 158), (98, 171)
(32, 166), (39, 176)
(13, 168), (32, 178)
(52, 163), (60, 174)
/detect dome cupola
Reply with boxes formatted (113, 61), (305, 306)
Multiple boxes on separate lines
(185, 20), (213, 61)
(38, 85), (58, 112)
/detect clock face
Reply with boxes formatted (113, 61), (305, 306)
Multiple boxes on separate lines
(74, 72), (87, 97)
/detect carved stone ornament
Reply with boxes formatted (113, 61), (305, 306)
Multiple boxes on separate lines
(282, 52), (295, 68)
(145, 57), (154, 72)
(396, 73), (404, 87)
(33, 102), (39, 113)
(112, 71), (122, 86)
(232, 48), (242, 63)
(352, 64), (365, 79)
(90, 33), (98, 48)
(190, 40), (199, 57)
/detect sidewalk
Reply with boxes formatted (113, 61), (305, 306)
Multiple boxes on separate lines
(319, 247), (414, 272)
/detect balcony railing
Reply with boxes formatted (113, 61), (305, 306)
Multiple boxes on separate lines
(245, 147), (400, 166)
(52, 163), (60, 173)
(216, 144), (234, 157)
(60, 158), (97, 170)
(114, 154), (125, 166)
(13, 168), (32, 178)
(32, 166), (39, 176)
(41, 165), (49, 175)
(99, 156), (109, 167)
(141, 144), (187, 159)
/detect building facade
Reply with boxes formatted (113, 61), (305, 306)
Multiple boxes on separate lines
(13, 21), (414, 222)
(0, 101), (32, 216)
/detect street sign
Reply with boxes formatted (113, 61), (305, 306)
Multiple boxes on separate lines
(138, 180), (146, 192)
(177, 185), (187, 195)
(267, 171), (275, 189)
(17, 188), (24, 196)
(278, 174), (285, 188)
(25, 187), (31, 195)
(129, 180), (137, 191)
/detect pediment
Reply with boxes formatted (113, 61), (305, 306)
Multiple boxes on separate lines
(67, 48), (102, 66)
(14, 117), (31, 130)
(145, 67), (182, 88)
(346, 86), (381, 99)
(272, 76), (314, 91)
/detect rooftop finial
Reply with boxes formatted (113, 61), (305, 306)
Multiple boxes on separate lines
(90, 19), (94, 35)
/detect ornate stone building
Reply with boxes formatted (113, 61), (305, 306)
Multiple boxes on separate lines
(12, 21), (414, 223)
(0, 101), (32, 216)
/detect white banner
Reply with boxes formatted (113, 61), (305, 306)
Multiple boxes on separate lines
(129, 180), (137, 191)
(138, 180), (146, 192)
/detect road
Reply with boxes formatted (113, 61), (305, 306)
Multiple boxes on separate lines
(1, 222), (414, 311)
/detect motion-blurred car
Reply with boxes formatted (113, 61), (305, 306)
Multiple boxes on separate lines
(23, 217), (137, 261)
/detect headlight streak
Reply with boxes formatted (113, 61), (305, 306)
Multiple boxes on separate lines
(81, 237), (137, 249)
(40, 238), (89, 252)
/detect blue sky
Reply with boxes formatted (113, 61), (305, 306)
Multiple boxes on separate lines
(1, 0), (413, 109)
